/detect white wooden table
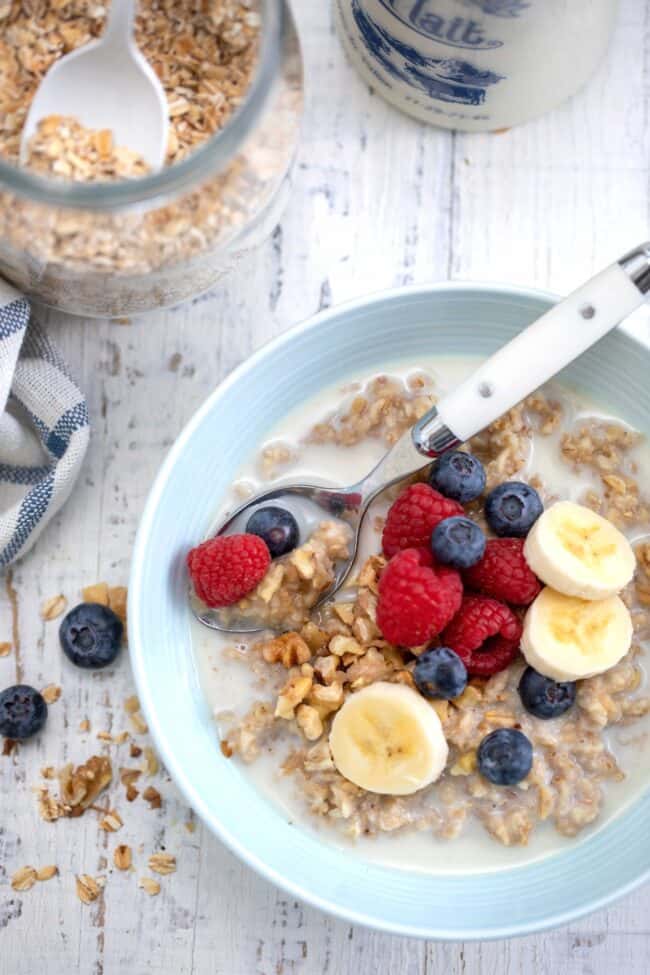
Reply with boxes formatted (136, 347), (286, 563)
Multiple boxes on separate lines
(2, 2), (650, 972)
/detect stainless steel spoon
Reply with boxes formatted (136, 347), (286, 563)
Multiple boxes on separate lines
(193, 244), (650, 634)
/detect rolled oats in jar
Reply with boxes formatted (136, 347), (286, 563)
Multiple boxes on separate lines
(0, 0), (303, 316)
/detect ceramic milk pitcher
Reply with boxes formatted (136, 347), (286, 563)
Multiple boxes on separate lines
(334, 0), (619, 131)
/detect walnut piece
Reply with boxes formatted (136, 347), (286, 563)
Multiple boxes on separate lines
(295, 705), (324, 741)
(59, 755), (112, 815)
(261, 632), (311, 668)
(275, 674), (313, 720)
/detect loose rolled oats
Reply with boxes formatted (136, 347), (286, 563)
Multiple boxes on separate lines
(143, 746), (159, 777)
(98, 809), (123, 832)
(142, 786), (162, 810)
(35, 865), (58, 882)
(11, 866), (37, 891)
(139, 877), (161, 896)
(41, 684), (61, 704)
(113, 844), (132, 871)
(40, 594), (67, 621)
(0, 641), (11, 657)
(148, 852), (176, 875)
(76, 874), (105, 904)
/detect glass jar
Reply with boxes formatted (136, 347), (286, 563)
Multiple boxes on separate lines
(0, 0), (303, 317)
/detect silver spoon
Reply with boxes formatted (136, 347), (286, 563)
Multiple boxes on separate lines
(20, 0), (168, 172)
(193, 244), (650, 634)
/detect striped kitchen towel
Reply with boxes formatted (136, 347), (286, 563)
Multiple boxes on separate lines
(0, 281), (89, 568)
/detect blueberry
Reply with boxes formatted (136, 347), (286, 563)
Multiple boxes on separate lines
(59, 603), (123, 669)
(0, 685), (47, 739)
(414, 647), (468, 700)
(485, 481), (543, 537)
(518, 666), (576, 719)
(246, 506), (299, 558)
(477, 728), (533, 786)
(428, 450), (486, 504)
(431, 516), (486, 569)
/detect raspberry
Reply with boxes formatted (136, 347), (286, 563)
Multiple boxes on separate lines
(382, 483), (464, 558)
(463, 538), (541, 606)
(187, 533), (270, 607)
(377, 548), (462, 647)
(442, 595), (522, 677)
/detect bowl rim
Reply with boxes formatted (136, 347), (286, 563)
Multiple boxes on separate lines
(129, 280), (650, 940)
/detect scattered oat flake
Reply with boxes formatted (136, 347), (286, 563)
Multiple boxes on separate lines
(126, 784), (139, 802)
(114, 731), (129, 744)
(130, 743), (142, 758)
(41, 765), (55, 779)
(130, 712), (148, 734)
(142, 786), (162, 809)
(41, 594), (67, 620)
(148, 852), (176, 875)
(82, 582), (109, 605)
(143, 746), (158, 776)
(0, 642), (11, 657)
(184, 821), (196, 834)
(96, 731), (113, 742)
(3, 738), (17, 756)
(37, 787), (63, 822)
(124, 695), (140, 714)
(99, 809), (123, 832)
(113, 845), (132, 871)
(139, 877), (161, 896)
(76, 874), (104, 904)
(79, 719), (90, 732)
(41, 684), (61, 704)
(11, 866), (37, 891)
(36, 865), (58, 882)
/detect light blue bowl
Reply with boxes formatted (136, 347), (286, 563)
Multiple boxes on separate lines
(129, 283), (650, 939)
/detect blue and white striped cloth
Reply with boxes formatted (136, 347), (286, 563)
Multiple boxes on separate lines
(0, 281), (89, 568)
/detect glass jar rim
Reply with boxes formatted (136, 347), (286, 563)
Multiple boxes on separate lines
(0, 0), (283, 212)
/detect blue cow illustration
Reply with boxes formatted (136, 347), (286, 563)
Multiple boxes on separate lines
(351, 0), (504, 106)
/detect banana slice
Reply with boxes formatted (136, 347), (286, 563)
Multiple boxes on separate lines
(524, 501), (635, 600)
(328, 682), (448, 796)
(521, 586), (633, 681)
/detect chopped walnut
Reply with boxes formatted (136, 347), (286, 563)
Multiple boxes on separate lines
(59, 756), (112, 816)
(260, 632), (311, 668)
(295, 705), (323, 741)
(275, 674), (313, 720)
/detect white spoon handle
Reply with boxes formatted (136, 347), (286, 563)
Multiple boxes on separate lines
(414, 244), (650, 455)
(103, 0), (136, 45)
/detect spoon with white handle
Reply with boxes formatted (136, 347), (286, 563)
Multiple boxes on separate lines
(20, 0), (168, 171)
(193, 243), (650, 634)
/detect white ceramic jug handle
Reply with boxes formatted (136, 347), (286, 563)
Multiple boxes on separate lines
(413, 243), (650, 456)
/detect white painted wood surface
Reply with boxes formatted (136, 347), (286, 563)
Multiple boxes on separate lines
(2, 2), (650, 972)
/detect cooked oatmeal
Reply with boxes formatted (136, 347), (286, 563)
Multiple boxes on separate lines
(194, 365), (650, 852)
